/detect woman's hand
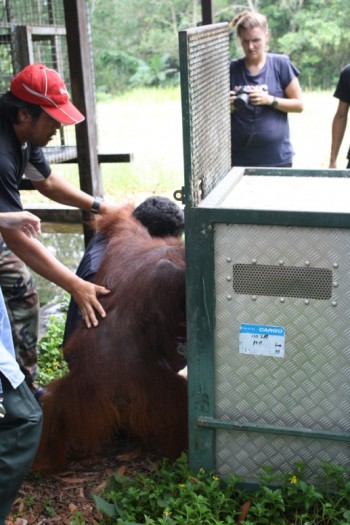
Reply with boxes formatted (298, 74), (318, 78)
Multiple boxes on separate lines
(248, 86), (271, 106)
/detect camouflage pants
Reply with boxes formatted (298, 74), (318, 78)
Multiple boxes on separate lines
(0, 239), (39, 388)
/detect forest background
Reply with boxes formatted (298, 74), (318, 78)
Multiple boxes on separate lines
(88, 0), (349, 93)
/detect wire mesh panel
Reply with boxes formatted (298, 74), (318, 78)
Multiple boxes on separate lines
(0, 28), (13, 90)
(0, 0), (65, 26)
(179, 23), (231, 207)
(0, 0), (67, 84)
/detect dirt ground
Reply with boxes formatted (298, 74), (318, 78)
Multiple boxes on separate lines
(7, 438), (162, 525)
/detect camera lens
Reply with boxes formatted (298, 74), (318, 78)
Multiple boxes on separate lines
(234, 92), (250, 110)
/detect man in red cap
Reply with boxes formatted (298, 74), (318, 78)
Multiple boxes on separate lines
(10, 64), (85, 126)
(0, 64), (117, 390)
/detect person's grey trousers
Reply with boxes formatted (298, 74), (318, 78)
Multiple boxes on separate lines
(0, 375), (42, 524)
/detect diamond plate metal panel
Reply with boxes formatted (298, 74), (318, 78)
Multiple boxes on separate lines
(214, 223), (350, 478)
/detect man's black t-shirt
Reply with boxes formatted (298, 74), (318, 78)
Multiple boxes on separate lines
(334, 64), (350, 104)
(334, 64), (350, 163)
(0, 118), (51, 211)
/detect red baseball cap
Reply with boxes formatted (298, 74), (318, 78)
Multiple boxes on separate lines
(10, 64), (85, 125)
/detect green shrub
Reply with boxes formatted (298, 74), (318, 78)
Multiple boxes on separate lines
(37, 294), (69, 385)
(93, 453), (350, 525)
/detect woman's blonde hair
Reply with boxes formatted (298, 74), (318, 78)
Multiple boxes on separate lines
(229, 10), (268, 37)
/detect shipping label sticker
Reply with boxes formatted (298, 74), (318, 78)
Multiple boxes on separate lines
(239, 323), (285, 357)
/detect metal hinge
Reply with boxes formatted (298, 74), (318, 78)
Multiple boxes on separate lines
(173, 186), (185, 204)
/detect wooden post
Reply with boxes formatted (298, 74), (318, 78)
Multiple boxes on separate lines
(62, 0), (102, 243)
(201, 0), (214, 25)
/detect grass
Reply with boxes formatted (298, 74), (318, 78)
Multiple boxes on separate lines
(21, 86), (348, 211)
(26, 86), (184, 207)
(95, 87), (350, 200)
(289, 90), (350, 170)
(95, 87), (185, 204)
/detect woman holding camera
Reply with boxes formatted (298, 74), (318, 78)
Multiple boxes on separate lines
(229, 10), (303, 167)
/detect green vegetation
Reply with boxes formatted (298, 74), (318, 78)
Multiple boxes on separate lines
(92, 453), (350, 524)
(37, 293), (68, 385)
(88, 0), (350, 93)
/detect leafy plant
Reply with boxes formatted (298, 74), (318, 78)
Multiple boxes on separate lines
(22, 495), (37, 508)
(93, 453), (350, 525)
(37, 293), (69, 385)
(41, 496), (56, 517)
(69, 512), (87, 525)
(129, 53), (179, 88)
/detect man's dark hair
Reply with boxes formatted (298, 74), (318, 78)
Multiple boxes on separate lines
(0, 91), (43, 124)
(133, 196), (184, 237)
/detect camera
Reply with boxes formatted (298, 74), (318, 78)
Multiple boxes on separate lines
(233, 85), (268, 110)
(233, 88), (250, 110)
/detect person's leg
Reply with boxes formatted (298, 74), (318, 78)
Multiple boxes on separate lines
(0, 376), (42, 523)
(0, 241), (39, 390)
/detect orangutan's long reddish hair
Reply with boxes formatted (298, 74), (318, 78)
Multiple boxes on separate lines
(33, 205), (187, 473)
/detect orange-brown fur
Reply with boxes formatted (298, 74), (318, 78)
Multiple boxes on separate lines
(33, 205), (187, 473)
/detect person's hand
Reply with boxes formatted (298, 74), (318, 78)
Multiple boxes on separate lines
(329, 160), (337, 169)
(0, 211), (41, 237)
(248, 87), (271, 106)
(229, 90), (237, 112)
(71, 278), (110, 328)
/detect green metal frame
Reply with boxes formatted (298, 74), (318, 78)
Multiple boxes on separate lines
(186, 206), (216, 472)
(178, 29), (192, 207)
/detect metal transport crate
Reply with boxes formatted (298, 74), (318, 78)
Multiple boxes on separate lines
(186, 167), (350, 482)
(179, 22), (350, 482)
